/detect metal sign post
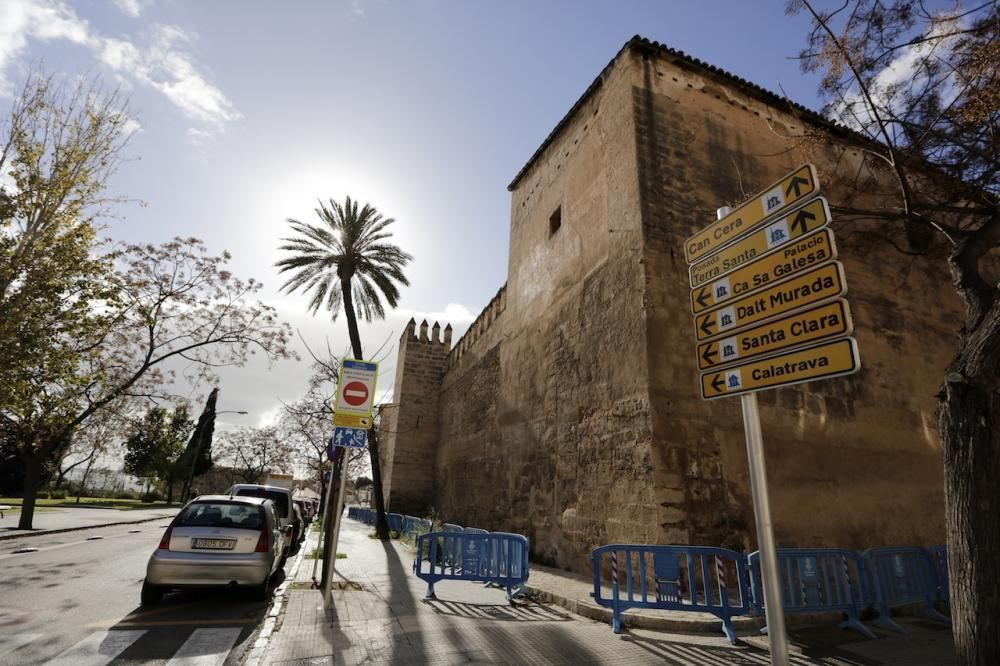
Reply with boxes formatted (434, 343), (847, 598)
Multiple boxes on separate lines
(311, 465), (334, 583)
(716, 205), (789, 666)
(322, 454), (350, 608)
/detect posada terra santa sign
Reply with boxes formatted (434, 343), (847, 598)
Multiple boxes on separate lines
(683, 165), (861, 400)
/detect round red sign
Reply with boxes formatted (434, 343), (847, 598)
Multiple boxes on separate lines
(342, 381), (369, 407)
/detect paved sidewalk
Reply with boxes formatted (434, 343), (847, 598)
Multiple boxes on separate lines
(0, 505), (177, 539)
(254, 518), (955, 665)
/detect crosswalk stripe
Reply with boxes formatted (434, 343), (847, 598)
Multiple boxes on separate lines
(0, 633), (42, 660)
(46, 629), (146, 666)
(166, 627), (242, 666)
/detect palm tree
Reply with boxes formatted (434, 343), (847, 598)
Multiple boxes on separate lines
(276, 196), (411, 540)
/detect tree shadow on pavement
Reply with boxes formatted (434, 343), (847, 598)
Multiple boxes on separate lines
(379, 537), (429, 663)
(425, 598), (572, 623)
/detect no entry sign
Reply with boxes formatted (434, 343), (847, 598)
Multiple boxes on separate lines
(333, 359), (377, 426)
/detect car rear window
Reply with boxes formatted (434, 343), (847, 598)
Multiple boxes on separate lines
(176, 502), (266, 530)
(233, 488), (289, 519)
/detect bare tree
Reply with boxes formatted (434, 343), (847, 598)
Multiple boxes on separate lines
(220, 425), (292, 484)
(789, 2), (999, 661)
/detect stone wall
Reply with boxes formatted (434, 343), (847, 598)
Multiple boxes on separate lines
(388, 37), (956, 575)
(380, 318), (451, 514)
(630, 41), (954, 551)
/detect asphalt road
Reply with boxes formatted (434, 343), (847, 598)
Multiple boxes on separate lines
(0, 519), (292, 665)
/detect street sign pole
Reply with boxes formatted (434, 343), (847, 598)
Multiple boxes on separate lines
(323, 454), (351, 608)
(312, 463), (334, 584)
(717, 206), (789, 666)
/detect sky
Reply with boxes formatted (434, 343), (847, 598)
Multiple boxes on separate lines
(1, 0), (833, 433)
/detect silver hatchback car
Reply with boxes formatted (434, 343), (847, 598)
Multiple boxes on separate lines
(142, 495), (289, 605)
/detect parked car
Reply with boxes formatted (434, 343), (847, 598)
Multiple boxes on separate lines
(229, 483), (296, 556)
(293, 498), (312, 525)
(141, 495), (289, 605)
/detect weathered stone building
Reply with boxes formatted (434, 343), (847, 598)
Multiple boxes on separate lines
(379, 36), (956, 574)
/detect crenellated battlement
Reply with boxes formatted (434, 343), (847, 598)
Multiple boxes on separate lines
(446, 284), (507, 370)
(400, 317), (453, 347)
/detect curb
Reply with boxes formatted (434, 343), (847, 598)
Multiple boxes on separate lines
(524, 583), (765, 635)
(243, 531), (310, 666)
(0, 514), (176, 541)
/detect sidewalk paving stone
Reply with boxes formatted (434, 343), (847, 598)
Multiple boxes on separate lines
(257, 518), (959, 665)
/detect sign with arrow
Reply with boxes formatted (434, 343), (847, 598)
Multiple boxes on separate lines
(690, 228), (837, 314)
(689, 197), (832, 289)
(694, 262), (846, 341)
(697, 299), (853, 370)
(683, 164), (819, 264)
(700, 337), (860, 400)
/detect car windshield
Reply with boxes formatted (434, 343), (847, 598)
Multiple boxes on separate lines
(233, 488), (289, 519)
(176, 502), (265, 530)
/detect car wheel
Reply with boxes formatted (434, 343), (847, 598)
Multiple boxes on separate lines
(140, 580), (163, 606)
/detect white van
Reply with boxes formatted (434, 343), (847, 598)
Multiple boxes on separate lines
(229, 484), (296, 560)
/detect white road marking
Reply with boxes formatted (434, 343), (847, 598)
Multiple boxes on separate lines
(166, 627), (242, 666)
(0, 633), (42, 660)
(46, 629), (146, 666)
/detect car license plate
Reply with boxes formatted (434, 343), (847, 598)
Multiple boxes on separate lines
(191, 538), (236, 550)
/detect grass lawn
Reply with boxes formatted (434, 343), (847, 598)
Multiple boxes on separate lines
(0, 496), (180, 510)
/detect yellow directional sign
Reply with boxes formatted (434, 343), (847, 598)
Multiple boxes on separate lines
(691, 228), (837, 314)
(694, 262), (846, 341)
(700, 337), (860, 400)
(684, 164), (819, 264)
(333, 412), (372, 429)
(696, 299), (852, 370)
(689, 197), (831, 289)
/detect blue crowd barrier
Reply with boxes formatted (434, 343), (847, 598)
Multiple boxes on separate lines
(863, 547), (949, 632)
(749, 548), (874, 639)
(441, 523), (464, 565)
(928, 545), (949, 606)
(388, 513), (403, 533)
(413, 531), (530, 602)
(591, 544), (751, 642)
(464, 527), (488, 535)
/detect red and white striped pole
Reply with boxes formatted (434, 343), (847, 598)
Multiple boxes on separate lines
(716, 555), (727, 604)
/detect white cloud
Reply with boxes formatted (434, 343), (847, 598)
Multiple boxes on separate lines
(0, 0), (239, 135)
(0, 0), (94, 95)
(402, 302), (477, 325)
(113, 0), (144, 18)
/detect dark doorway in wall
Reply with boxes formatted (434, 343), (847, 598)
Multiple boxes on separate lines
(549, 206), (562, 237)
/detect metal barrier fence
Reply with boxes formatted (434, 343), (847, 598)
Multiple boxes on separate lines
(413, 531), (530, 602)
(928, 545), (949, 606)
(863, 547), (949, 632)
(749, 548), (874, 639)
(388, 513), (403, 533)
(591, 544), (752, 642)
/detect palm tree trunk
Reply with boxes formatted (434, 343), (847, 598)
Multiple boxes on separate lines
(340, 277), (390, 540)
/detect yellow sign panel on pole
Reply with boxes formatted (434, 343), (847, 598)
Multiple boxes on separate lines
(700, 337), (860, 400)
(697, 299), (853, 370)
(691, 228), (837, 314)
(689, 197), (831, 289)
(333, 412), (372, 429)
(694, 262), (846, 341)
(684, 164), (819, 264)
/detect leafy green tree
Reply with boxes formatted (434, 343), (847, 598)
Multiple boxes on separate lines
(276, 196), (411, 539)
(123, 406), (193, 494)
(789, 2), (999, 660)
(0, 71), (129, 524)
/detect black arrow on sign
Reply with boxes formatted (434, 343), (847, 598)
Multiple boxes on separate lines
(701, 344), (718, 366)
(791, 207), (817, 234)
(695, 287), (711, 309)
(710, 374), (725, 393)
(699, 315), (715, 337)
(785, 174), (810, 198)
